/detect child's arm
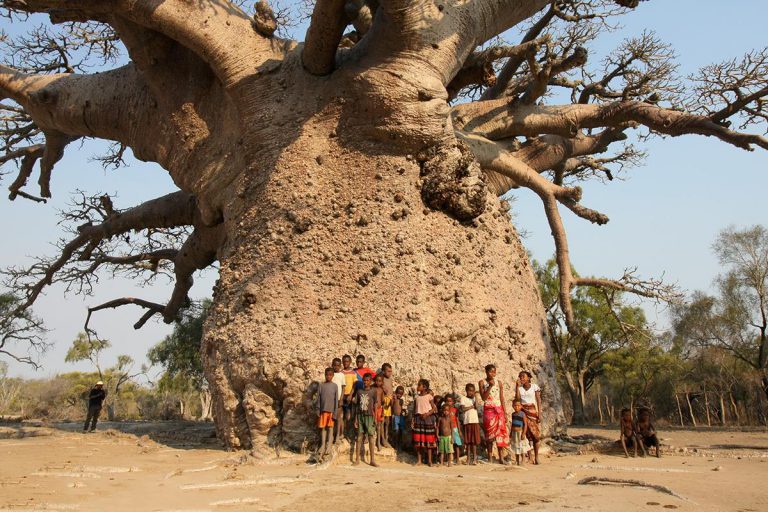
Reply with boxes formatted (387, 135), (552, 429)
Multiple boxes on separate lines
(499, 381), (506, 416)
(522, 413), (528, 439)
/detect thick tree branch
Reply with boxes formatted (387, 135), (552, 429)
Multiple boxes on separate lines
(5, 0), (280, 87)
(458, 130), (609, 225)
(453, 100), (768, 151)
(303, 0), (348, 75)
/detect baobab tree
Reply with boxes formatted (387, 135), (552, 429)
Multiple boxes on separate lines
(1, 0), (766, 452)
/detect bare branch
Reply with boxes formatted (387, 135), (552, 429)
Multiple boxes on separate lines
(453, 100), (768, 151)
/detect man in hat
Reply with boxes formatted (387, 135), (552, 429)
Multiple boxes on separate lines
(84, 381), (107, 433)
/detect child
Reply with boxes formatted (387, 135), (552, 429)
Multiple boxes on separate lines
(381, 363), (394, 448)
(459, 383), (481, 465)
(412, 378), (437, 466)
(341, 354), (357, 432)
(619, 407), (639, 458)
(510, 399), (528, 465)
(392, 385), (406, 451)
(637, 408), (660, 458)
(444, 394), (463, 464)
(374, 373), (386, 451)
(331, 357), (346, 444)
(437, 404), (454, 467)
(353, 373), (380, 467)
(317, 367), (339, 461)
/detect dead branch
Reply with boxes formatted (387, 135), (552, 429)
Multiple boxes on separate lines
(578, 476), (684, 500)
(85, 297), (166, 332)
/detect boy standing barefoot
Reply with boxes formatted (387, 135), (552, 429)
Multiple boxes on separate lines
(437, 404), (454, 467)
(317, 368), (339, 461)
(353, 373), (380, 467)
(392, 386), (406, 451)
(460, 383), (481, 465)
(510, 399), (528, 466)
(331, 358), (346, 444)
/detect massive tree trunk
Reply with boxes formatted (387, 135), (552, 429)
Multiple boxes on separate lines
(200, 100), (565, 450)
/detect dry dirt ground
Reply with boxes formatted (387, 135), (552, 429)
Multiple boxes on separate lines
(1, 422), (767, 512)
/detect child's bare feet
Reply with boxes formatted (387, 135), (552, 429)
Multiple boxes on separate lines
(353, 459), (360, 466)
(370, 461), (379, 467)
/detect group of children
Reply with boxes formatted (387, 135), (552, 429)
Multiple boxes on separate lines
(619, 406), (661, 458)
(316, 355), (542, 467)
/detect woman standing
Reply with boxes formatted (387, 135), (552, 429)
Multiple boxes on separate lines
(515, 370), (542, 464)
(478, 364), (509, 464)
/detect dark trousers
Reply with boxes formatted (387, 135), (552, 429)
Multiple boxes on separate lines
(84, 405), (102, 431)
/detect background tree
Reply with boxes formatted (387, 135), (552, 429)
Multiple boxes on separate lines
(148, 301), (212, 420)
(671, 225), (768, 419)
(65, 333), (143, 419)
(535, 257), (668, 424)
(0, 0), (766, 450)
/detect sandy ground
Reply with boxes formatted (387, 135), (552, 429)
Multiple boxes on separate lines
(1, 422), (767, 512)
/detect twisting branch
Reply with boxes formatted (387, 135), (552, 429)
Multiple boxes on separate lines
(448, 38), (549, 100)
(2, 191), (197, 321)
(457, 130), (609, 225)
(481, 5), (556, 100)
(85, 297), (166, 333)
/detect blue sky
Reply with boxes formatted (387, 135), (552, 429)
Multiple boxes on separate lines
(1, 1), (766, 378)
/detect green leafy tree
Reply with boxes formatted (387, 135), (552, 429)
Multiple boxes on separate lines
(65, 333), (142, 420)
(535, 258), (654, 424)
(148, 301), (211, 419)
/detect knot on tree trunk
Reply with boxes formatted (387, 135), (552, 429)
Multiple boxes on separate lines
(419, 141), (488, 221)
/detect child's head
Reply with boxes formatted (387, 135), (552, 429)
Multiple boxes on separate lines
(465, 383), (476, 398)
(374, 373), (384, 387)
(342, 354), (352, 368)
(363, 373), (373, 389)
(638, 408), (651, 420)
(417, 378), (430, 393)
(331, 357), (342, 372)
(395, 385), (404, 398)
(382, 362), (393, 378)
(441, 403), (450, 416)
(485, 364), (496, 378)
(356, 354), (366, 369)
(324, 367), (334, 382)
(518, 370), (532, 384)
(620, 407), (631, 419)
(513, 399), (522, 412)
(445, 394), (455, 407)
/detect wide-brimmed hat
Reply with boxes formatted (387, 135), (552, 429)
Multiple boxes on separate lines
(96, 381), (104, 386)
